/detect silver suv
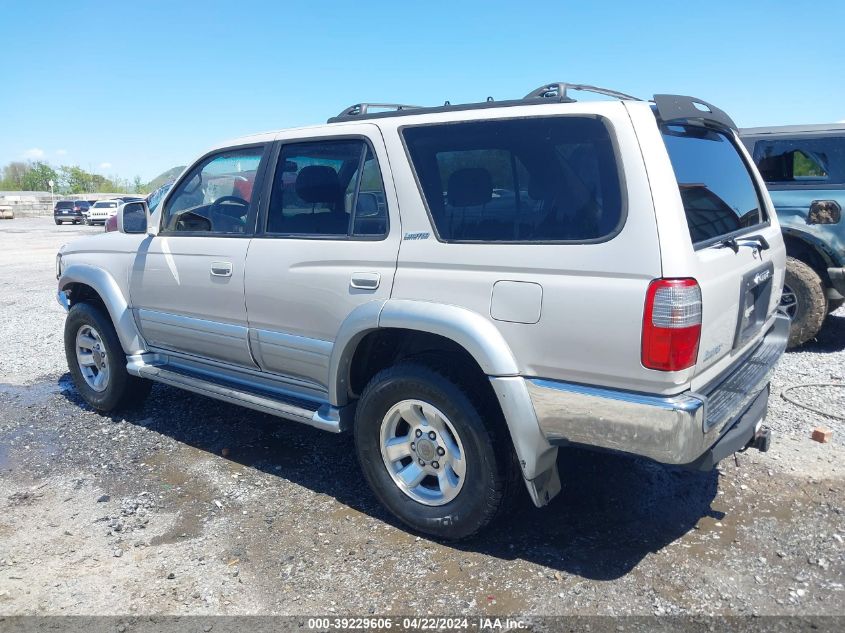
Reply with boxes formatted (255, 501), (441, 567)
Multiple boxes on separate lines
(57, 83), (789, 539)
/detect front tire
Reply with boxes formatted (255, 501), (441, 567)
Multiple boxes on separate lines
(354, 362), (518, 540)
(781, 256), (828, 348)
(64, 302), (151, 411)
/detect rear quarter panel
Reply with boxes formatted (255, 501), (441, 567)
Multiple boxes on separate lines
(382, 102), (676, 394)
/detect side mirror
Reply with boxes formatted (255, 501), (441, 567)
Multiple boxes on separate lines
(355, 192), (380, 217)
(117, 201), (149, 234)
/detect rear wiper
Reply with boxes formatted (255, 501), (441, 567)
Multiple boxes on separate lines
(716, 234), (770, 253)
(717, 237), (740, 253)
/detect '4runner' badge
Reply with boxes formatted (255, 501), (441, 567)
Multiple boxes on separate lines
(403, 232), (430, 241)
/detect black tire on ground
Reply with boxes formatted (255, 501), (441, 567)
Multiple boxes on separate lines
(828, 298), (844, 314)
(784, 256), (828, 348)
(55, 220), (62, 225)
(354, 361), (519, 540)
(64, 302), (152, 412)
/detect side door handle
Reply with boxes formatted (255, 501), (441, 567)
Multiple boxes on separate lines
(350, 272), (380, 290)
(210, 261), (233, 277)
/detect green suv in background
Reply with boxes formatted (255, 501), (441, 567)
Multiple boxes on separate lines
(742, 124), (845, 347)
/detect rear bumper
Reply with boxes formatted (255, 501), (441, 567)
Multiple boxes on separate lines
(526, 313), (789, 467)
(828, 267), (845, 298)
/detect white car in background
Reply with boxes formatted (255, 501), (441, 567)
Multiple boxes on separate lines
(85, 200), (120, 225)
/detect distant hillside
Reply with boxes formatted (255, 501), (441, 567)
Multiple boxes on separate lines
(148, 166), (185, 190)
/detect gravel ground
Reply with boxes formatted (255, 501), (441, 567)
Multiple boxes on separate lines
(1, 217), (843, 618)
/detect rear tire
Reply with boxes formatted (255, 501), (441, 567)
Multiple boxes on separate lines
(64, 302), (152, 411)
(354, 361), (518, 540)
(782, 256), (827, 348)
(55, 220), (62, 225)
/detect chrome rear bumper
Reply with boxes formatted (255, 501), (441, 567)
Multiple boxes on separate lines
(526, 313), (789, 466)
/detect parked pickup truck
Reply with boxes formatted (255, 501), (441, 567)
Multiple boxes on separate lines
(741, 124), (845, 347)
(56, 83), (788, 539)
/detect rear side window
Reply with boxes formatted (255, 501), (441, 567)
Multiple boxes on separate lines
(402, 117), (623, 242)
(662, 125), (765, 246)
(751, 136), (845, 184)
(265, 139), (388, 238)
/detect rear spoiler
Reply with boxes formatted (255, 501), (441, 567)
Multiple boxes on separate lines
(653, 94), (737, 132)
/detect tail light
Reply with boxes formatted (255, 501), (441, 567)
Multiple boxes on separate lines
(642, 278), (702, 371)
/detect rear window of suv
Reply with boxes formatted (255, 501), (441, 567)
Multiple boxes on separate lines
(661, 124), (766, 246)
(402, 116), (623, 242)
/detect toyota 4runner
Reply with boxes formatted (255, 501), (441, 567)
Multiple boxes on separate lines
(56, 83), (789, 539)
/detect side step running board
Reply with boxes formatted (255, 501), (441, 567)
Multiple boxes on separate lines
(127, 356), (349, 433)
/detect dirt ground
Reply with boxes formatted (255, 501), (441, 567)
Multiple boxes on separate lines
(0, 218), (843, 618)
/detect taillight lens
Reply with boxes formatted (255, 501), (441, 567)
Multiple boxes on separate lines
(642, 278), (702, 371)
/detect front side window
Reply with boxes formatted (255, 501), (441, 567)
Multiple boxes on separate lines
(402, 117), (623, 242)
(266, 139), (388, 237)
(752, 137), (845, 184)
(662, 125), (765, 245)
(161, 146), (264, 234)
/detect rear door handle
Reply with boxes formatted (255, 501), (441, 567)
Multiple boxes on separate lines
(350, 272), (380, 290)
(210, 261), (233, 277)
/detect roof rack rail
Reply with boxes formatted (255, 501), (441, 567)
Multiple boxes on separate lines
(332, 102), (422, 121)
(524, 82), (641, 102)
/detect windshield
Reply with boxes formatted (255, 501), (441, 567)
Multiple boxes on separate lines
(93, 201), (118, 208)
(661, 124), (765, 245)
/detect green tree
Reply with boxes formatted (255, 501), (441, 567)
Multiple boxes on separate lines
(60, 165), (93, 193)
(1, 161), (29, 189)
(21, 161), (58, 192)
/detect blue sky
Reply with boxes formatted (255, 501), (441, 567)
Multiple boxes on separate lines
(2, 0), (843, 182)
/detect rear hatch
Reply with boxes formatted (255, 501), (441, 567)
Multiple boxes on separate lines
(657, 120), (786, 390)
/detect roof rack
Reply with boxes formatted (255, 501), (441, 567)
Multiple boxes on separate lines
(332, 102), (422, 120)
(523, 82), (641, 102)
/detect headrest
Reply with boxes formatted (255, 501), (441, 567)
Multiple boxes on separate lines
(295, 165), (341, 204)
(447, 168), (492, 207)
